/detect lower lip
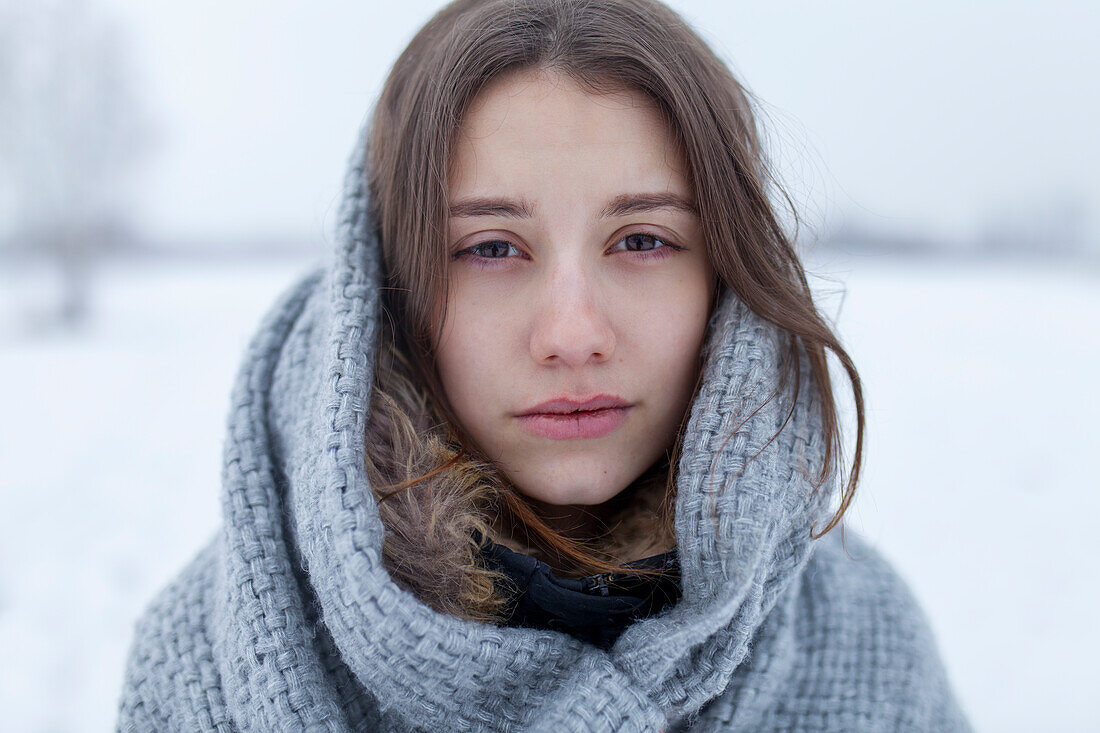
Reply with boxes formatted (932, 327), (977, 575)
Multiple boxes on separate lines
(517, 407), (631, 440)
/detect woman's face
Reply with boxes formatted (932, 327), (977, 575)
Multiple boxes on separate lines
(436, 68), (714, 515)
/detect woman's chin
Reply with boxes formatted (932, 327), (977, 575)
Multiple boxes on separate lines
(508, 465), (638, 510)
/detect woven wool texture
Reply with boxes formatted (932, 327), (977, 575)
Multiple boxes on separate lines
(116, 123), (972, 732)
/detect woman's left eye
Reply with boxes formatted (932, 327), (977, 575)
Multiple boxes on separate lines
(609, 232), (680, 256)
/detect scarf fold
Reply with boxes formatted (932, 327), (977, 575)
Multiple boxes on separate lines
(117, 121), (971, 732)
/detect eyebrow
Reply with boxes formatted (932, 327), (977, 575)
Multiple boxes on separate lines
(448, 197), (534, 219)
(447, 192), (698, 219)
(599, 192), (698, 218)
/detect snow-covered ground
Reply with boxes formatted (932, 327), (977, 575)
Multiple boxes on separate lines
(1, 254), (1096, 732)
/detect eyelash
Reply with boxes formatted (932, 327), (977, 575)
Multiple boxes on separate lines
(453, 232), (682, 268)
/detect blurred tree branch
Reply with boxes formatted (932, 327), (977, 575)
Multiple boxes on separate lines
(0, 0), (157, 326)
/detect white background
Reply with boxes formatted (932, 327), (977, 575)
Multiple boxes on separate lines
(1, 1), (1097, 731)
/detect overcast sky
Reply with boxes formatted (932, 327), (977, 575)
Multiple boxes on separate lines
(79, 0), (1100, 247)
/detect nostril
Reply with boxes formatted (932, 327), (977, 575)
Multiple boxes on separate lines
(529, 311), (616, 367)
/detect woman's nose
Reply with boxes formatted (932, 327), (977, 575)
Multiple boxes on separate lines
(528, 268), (616, 367)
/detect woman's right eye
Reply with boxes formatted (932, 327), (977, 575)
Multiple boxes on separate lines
(456, 240), (522, 260)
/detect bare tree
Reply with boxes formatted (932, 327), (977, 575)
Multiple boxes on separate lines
(0, 0), (154, 326)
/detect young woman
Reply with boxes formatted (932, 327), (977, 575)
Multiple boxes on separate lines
(119, 1), (970, 730)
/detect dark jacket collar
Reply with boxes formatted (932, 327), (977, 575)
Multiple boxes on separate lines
(478, 536), (682, 650)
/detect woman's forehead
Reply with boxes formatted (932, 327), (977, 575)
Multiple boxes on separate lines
(449, 69), (691, 208)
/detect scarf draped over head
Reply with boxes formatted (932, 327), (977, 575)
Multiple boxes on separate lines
(117, 121), (971, 732)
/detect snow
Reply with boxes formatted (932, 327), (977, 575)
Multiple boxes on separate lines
(1, 254), (1096, 732)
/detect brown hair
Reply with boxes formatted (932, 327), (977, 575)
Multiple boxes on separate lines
(364, 0), (864, 621)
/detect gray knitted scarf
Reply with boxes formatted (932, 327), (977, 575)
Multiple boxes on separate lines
(117, 124), (970, 732)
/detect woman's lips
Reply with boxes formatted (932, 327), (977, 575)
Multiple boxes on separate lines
(512, 400), (633, 440)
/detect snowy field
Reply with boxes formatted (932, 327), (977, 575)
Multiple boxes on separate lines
(1, 253), (1097, 732)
